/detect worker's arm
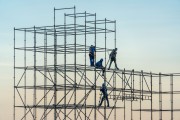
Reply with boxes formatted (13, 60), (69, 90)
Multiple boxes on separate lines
(109, 52), (112, 58)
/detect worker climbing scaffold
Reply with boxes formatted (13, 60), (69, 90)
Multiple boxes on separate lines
(98, 82), (110, 107)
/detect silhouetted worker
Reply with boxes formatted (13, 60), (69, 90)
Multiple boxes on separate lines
(99, 83), (109, 107)
(89, 45), (96, 66)
(108, 48), (119, 70)
(95, 58), (105, 76)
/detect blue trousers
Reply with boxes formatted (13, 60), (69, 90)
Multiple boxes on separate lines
(89, 54), (94, 66)
(99, 95), (109, 107)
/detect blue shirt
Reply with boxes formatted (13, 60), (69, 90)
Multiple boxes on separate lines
(89, 46), (96, 56)
(100, 85), (108, 97)
(95, 60), (103, 68)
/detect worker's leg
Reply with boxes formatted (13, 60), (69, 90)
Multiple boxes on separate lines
(108, 59), (113, 69)
(90, 56), (94, 66)
(99, 96), (104, 107)
(114, 58), (119, 70)
(91, 55), (94, 66)
(89, 55), (94, 66)
(106, 95), (110, 107)
(89, 54), (91, 65)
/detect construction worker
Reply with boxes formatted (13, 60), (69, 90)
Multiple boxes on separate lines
(108, 48), (119, 70)
(95, 58), (105, 76)
(89, 45), (96, 66)
(98, 83), (109, 107)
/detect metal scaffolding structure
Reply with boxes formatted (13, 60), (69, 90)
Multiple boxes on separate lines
(14, 6), (180, 120)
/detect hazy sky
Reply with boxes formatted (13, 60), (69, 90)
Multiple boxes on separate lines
(0, 0), (180, 119)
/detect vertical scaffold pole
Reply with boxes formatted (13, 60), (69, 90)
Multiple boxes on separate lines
(104, 18), (107, 120)
(13, 27), (16, 120)
(113, 70), (116, 120)
(121, 70), (123, 119)
(170, 74), (173, 120)
(133, 70), (135, 101)
(33, 26), (37, 120)
(94, 13), (97, 120)
(53, 7), (57, 119)
(114, 20), (116, 49)
(114, 20), (117, 120)
(150, 72), (153, 120)
(74, 6), (77, 120)
(131, 70), (133, 120)
(24, 29), (27, 120)
(44, 28), (47, 120)
(142, 70), (144, 101)
(84, 11), (87, 120)
(159, 73), (162, 120)
(140, 71), (142, 120)
(124, 68), (126, 120)
(64, 13), (67, 120)
(132, 69), (135, 119)
(122, 70), (124, 102)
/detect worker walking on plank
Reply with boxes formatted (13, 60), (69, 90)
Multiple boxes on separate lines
(108, 48), (119, 70)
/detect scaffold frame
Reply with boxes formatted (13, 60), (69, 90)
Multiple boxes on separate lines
(14, 6), (180, 120)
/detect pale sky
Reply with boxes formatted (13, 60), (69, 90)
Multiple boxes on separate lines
(0, 0), (180, 119)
